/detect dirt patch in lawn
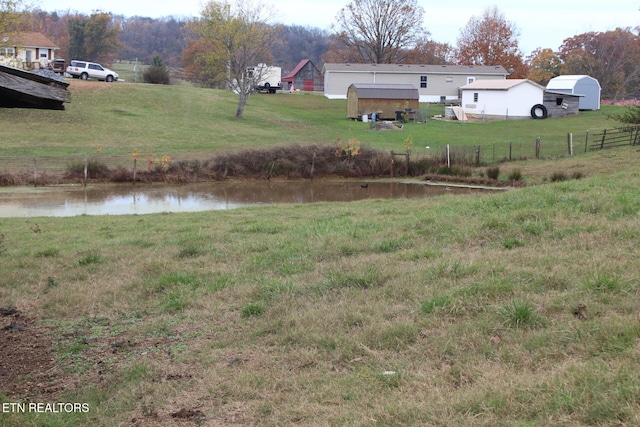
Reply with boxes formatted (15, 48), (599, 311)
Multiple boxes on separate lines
(0, 310), (61, 398)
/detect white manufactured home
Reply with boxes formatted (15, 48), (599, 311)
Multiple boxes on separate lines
(322, 63), (508, 102)
(460, 79), (545, 120)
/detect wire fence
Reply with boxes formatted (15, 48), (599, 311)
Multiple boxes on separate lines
(1, 126), (638, 185)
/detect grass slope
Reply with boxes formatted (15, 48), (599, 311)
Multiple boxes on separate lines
(0, 79), (622, 158)
(0, 147), (639, 426)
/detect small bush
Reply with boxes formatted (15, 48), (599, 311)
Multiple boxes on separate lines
(486, 166), (500, 180)
(143, 56), (170, 85)
(550, 171), (568, 182)
(508, 169), (523, 182)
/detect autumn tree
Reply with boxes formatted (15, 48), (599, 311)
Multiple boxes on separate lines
(67, 13), (121, 63)
(328, 0), (428, 64)
(404, 38), (454, 65)
(455, 6), (526, 78)
(526, 48), (562, 85)
(0, 0), (29, 35)
(559, 28), (640, 100)
(190, 0), (278, 119)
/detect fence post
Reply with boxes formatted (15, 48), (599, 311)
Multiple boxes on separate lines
(33, 157), (37, 187)
(509, 142), (512, 161)
(83, 158), (88, 187)
(475, 146), (481, 166)
(133, 158), (137, 185)
(446, 145), (450, 168)
(405, 150), (410, 176)
(585, 129), (589, 152)
(600, 129), (607, 150)
(535, 137), (541, 159)
(568, 132), (573, 156)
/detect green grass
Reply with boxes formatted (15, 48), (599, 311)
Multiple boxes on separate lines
(0, 82), (639, 426)
(0, 79), (622, 158)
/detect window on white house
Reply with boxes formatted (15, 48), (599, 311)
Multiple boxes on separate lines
(0, 47), (15, 57)
(420, 76), (427, 88)
(473, 93), (479, 102)
(467, 77), (475, 84)
(446, 77), (453, 83)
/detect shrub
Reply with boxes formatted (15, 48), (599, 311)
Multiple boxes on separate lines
(508, 169), (523, 182)
(486, 166), (500, 180)
(550, 171), (568, 182)
(143, 56), (171, 85)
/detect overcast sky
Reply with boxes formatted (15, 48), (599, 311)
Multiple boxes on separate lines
(36, 0), (638, 55)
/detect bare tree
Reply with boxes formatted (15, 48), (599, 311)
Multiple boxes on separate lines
(455, 6), (526, 78)
(191, 0), (278, 118)
(330, 0), (428, 64)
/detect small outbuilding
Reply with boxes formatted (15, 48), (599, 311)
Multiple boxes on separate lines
(347, 83), (419, 121)
(460, 79), (545, 120)
(542, 90), (582, 118)
(282, 59), (323, 92)
(546, 75), (601, 110)
(0, 32), (59, 70)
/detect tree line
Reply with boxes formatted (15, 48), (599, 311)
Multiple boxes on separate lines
(2, 0), (639, 108)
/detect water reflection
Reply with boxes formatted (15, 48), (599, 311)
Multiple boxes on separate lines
(0, 181), (496, 217)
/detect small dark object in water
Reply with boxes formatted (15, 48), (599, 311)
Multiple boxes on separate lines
(360, 184), (368, 188)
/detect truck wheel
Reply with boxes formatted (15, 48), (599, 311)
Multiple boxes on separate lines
(106, 75), (114, 82)
(80, 73), (89, 80)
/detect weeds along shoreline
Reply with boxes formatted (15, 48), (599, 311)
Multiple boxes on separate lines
(0, 143), (535, 187)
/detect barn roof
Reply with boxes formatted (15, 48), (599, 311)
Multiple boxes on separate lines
(460, 79), (545, 91)
(6, 32), (59, 49)
(325, 63), (507, 75)
(349, 83), (419, 100)
(282, 59), (310, 82)
(547, 75), (601, 90)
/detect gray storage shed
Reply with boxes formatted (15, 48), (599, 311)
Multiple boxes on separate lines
(546, 75), (601, 110)
(347, 83), (419, 120)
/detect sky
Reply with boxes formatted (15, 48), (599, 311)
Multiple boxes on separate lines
(36, 0), (639, 56)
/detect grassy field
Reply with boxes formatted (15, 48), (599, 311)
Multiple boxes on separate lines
(0, 78), (622, 159)
(1, 81), (639, 426)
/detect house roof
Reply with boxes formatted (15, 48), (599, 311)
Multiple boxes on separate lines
(324, 63), (507, 75)
(282, 59), (310, 82)
(349, 83), (419, 100)
(6, 32), (59, 49)
(460, 79), (545, 91)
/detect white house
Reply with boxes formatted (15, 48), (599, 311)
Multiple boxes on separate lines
(546, 75), (601, 110)
(323, 63), (508, 102)
(460, 79), (545, 120)
(0, 32), (59, 70)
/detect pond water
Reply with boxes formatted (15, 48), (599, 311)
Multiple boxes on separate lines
(0, 180), (499, 218)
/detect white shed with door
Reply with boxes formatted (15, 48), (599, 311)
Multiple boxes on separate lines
(459, 79), (545, 120)
(546, 75), (600, 110)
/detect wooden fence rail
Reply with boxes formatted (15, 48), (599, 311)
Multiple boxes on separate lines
(589, 125), (640, 151)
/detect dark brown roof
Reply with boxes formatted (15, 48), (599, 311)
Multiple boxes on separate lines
(7, 32), (58, 49)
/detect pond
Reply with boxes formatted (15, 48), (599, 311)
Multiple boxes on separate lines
(0, 180), (500, 218)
